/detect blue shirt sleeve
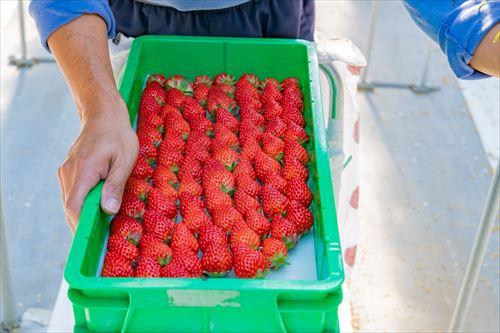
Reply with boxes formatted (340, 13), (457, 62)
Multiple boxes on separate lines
(403, 0), (500, 80)
(29, 0), (116, 52)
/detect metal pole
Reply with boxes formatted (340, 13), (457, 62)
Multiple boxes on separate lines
(358, 1), (378, 89)
(17, 0), (27, 61)
(411, 43), (440, 94)
(0, 191), (18, 330)
(449, 163), (500, 332)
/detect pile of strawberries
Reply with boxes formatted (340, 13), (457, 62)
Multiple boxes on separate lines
(102, 73), (313, 279)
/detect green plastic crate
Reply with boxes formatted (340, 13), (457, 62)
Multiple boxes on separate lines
(65, 36), (344, 333)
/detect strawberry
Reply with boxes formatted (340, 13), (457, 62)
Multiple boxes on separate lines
(212, 206), (244, 233)
(281, 77), (300, 91)
(181, 97), (205, 123)
(157, 141), (183, 172)
(245, 210), (271, 237)
(261, 184), (287, 217)
(137, 126), (163, 149)
(153, 165), (179, 190)
(238, 73), (260, 87)
(186, 130), (211, 152)
(235, 174), (261, 197)
(164, 108), (190, 140)
(161, 258), (191, 278)
(109, 215), (143, 244)
(239, 107), (265, 127)
(284, 139), (309, 165)
(270, 215), (298, 249)
(146, 73), (167, 88)
(137, 112), (164, 134)
(265, 116), (287, 139)
(164, 248), (202, 277)
(232, 244), (268, 278)
(205, 189), (233, 214)
(178, 175), (203, 197)
(107, 234), (140, 261)
(263, 99), (283, 120)
(212, 124), (239, 150)
(286, 179), (312, 206)
(254, 150), (281, 181)
(261, 238), (288, 269)
(194, 75), (213, 87)
(119, 193), (146, 220)
(179, 192), (205, 215)
(138, 142), (158, 160)
(282, 158), (309, 181)
(261, 78), (282, 104)
(182, 208), (211, 235)
(165, 88), (186, 108)
(239, 120), (263, 145)
(284, 121), (308, 144)
(212, 146), (239, 172)
(147, 188), (178, 219)
(233, 158), (255, 179)
(102, 252), (133, 277)
(240, 139), (260, 162)
(202, 244), (233, 277)
(170, 223), (199, 253)
(234, 190), (260, 216)
(163, 129), (186, 151)
(143, 210), (175, 242)
(214, 73), (235, 86)
(140, 238), (173, 266)
(260, 172), (287, 193)
(198, 223), (228, 251)
(207, 87), (237, 113)
(202, 159), (235, 195)
(135, 256), (161, 277)
(281, 105), (305, 127)
(282, 87), (304, 111)
(215, 108), (239, 133)
(124, 177), (151, 202)
(177, 154), (202, 181)
(286, 199), (314, 234)
(230, 223), (260, 249)
(194, 83), (210, 105)
(166, 75), (194, 95)
(261, 132), (284, 161)
(139, 84), (166, 113)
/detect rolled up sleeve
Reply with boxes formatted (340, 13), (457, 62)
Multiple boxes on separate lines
(404, 0), (500, 80)
(29, 0), (116, 52)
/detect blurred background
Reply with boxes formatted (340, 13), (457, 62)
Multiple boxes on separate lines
(1, 1), (499, 332)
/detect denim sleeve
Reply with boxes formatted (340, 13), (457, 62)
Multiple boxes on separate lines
(403, 0), (500, 80)
(29, 0), (116, 52)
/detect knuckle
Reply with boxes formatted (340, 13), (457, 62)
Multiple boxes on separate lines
(104, 182), (125, 195)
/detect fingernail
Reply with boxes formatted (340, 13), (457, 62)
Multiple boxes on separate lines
(104, 198), (120, 213)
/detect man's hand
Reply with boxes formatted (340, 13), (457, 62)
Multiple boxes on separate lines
(58, 98), (138, 232)
(48, 14), (136, 232)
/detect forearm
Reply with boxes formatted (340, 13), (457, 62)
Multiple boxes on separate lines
(47, 14), (123, 123)
(470, 24), (500, 78)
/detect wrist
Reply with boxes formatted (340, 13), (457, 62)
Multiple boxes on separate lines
(79, 91), (130, 126)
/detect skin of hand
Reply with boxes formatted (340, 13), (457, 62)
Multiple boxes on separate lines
(469, 23), (500, 77)
(48, 14), (138, 233)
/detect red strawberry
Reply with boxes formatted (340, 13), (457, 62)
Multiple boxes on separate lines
(239, 120), (263, 145)
(261, 78), (282, 104)
(107, 234), (139, 261)
(157, 141), (183, 172)
(135, 256), (161, 277)
(286, 199), (314, 234)
(170, 223), (199, 253)
(161, 258), (191, 278)
(212, 124), (239, 150)
(239, 107), (265, 127)
(207, 87), (237, 113)
(284, 139), (309, 165)
(202, 244), (233, 277)
(240, 139), (260, 162)
(182, 208), (211, 235)
(265, 116), (287, 139)
(177, 154), (202, 181)
(286, 179), (312, 206)
(284, 121), (308, 144)
(212, 146), (239, 172)
(147, 73), (167, 88)
(178, 175), (203, 197)
(263, 99), (283, 120)
(261, 184), (287, 217)
(181, 97), (205, 123)
(179, 192), (205, 215)
(214, 73), (235, 86)
(198, 223), (228, 251)
(139, 84), (166, 113)
(282, 87), (304, 111)
(215, 108), (239, 133)
(194, 83), (210, 105)
(261, 132), (284, 161)
(119, 193), (146, 220)
(140, 238), (173, 266)
(202, 159), (235, 195)
(138, 142), (158, 160)
(137, 112), (164, 133)
(230, 223), (260, 249)
(254, 150), (281, 181)
(166, 88), (187, 108)
(109, 215), (143, 244)
(102, 252), (133, 277)
(166, 248), (202, 277)
(166, 75), (194, 95)
(186, 130), (211, 151)
(190, 116), (214, 137)
(235, 174), (261, 197)
(147, 188), (178, 219)
(164, 108), (190, 140)
(153, 166), (179, 190)
(245, 210), (271, 237)
(212, 206), (244, 233)
(281, 105), (305, 127)
(261, 238), (288, 269)
(282, 158), (309, 181)
(233, 158), (255, 179)
(194, 75), (213, 87)
(163, 129), (186, 151)
(124, 177), (151, 202)
(270, 215), (298, 249)
(261, 172), (287, 193)
(234, 190), (260, 216)
(205, 189), (233, 214)
(233, 244), (268, 278)
(137, 126), (162, 149)
(143, 210), (175, 242)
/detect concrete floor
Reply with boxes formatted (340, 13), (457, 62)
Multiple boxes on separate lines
(1, 1), (499, 332)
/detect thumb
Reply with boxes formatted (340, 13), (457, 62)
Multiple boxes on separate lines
(101, 159), (130, 215)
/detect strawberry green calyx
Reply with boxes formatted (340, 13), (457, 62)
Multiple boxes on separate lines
(206, 271), (229, 278)
(255, 269), (269, 279)
(158, 255), (172, 267)
(268, 252), (289, 269)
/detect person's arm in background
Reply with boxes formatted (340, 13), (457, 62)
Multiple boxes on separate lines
(29, 2), (138, 232)
(403, 0), (499, 79)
